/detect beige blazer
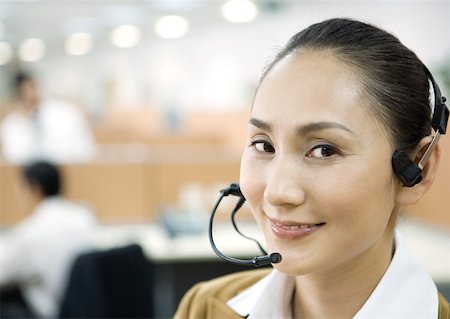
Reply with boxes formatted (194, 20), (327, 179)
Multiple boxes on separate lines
(173, 269), (450, 319)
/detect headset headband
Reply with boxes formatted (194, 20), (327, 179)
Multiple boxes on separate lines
(425, 67), (449, 134)
(392, 68), (449, 187)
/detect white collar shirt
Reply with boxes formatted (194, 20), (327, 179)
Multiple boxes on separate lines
(0, 197), (97, 318)
(227, 231), (438, 319)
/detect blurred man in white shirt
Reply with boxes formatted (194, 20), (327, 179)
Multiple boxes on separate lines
(0, 161), (97, 318)
(0, 72), (96, 164)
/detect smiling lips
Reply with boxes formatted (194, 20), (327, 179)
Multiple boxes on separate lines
(269, 218), (325, 239)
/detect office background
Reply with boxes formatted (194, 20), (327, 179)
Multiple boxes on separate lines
(1, 0), (449, 225)
(0, 1), (449, 318)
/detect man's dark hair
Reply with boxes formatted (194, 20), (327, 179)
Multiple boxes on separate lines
(23, 161), (61, 197)
(13, 71), (34, 94)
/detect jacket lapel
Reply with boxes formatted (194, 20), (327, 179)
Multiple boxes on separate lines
(207, 297), (246, 319)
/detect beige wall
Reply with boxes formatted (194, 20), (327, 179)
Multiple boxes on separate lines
(1, 137), (449, 229)
(0, 154), (242, 226)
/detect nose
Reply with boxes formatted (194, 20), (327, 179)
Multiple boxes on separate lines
(263, 158), (306, 207)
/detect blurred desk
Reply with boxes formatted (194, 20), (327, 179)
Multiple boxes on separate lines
(95, 222), (265, 262)
(94, 222), (267, 318)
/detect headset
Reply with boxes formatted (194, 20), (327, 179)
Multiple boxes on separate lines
(392, 69), (449, 187)
(209, 183), (281, 267)
(210, 70), (448, 267)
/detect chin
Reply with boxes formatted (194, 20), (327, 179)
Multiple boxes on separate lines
(270, 252), (315, 276)
(273, 262), (310, 277)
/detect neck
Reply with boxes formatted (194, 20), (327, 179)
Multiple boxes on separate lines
(16, 100), (38, 115)
(292, 230), (395, 319)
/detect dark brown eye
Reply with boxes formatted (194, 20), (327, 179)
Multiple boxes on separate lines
(252, 141), (275, 153)
(308, 145), (337, 158)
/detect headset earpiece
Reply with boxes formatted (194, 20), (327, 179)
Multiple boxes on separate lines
(392, 150), (422, 187)
(392, 68), (448, 187)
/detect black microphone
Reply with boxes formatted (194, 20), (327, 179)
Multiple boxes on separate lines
(208, 183), (282, 267)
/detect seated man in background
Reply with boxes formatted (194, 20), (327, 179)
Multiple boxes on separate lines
(0, 161), (98, 318)
(0, 72), (96, 164)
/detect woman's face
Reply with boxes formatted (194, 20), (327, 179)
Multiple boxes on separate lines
(240, 51), (399, 276)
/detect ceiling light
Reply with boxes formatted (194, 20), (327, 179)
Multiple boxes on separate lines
(0, 42), (13, 65)
(154, 15), (189, 39)
(19, 38), (46, 62)
(222, 0), (258, 23)
(65, 32), (93, 56)
(110, 24), (141, 48)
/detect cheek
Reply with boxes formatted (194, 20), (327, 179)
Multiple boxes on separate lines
(316, 160), (395, 227)
(239, 151), (264, 208)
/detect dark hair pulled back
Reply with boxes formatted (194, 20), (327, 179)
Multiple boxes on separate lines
(262, 18), (433, 151)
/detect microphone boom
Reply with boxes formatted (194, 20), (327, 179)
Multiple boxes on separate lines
(209, 183), (282, 267)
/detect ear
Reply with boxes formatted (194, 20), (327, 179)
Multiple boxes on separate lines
(395, 136), (441, 205)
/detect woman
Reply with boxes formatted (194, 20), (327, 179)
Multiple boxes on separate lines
(174, 18), (449, 318)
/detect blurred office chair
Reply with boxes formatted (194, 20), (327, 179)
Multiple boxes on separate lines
(0, 286), (35, 318)
(58, 244), (154, 318)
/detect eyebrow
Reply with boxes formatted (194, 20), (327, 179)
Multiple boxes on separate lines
(249, 118), (355, 136)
